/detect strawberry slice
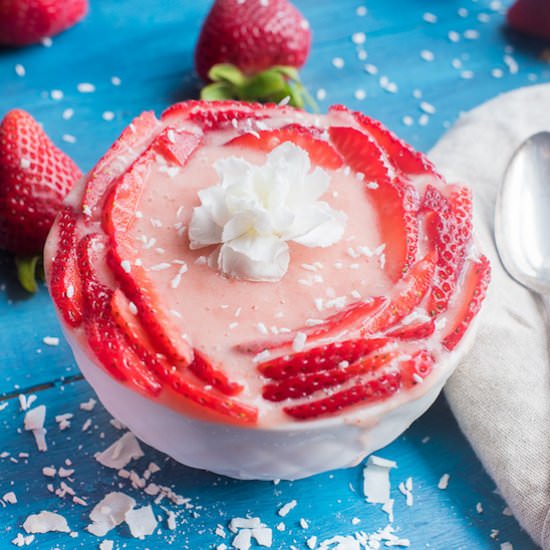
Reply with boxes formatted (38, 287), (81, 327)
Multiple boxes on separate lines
(82, 111), (162, 219)
(363, 251), (437, 335)
(442, 255), (491, 351)
(330, 105), (440, 179)
(49, 207), (84, 327)
(283, 370), (402, 420)
(236, 297), (387, 354)
(329, 125), (419, 281)
(104, 131), (200, 365)
(386, 319), (436, 340)
(401, 349), (435, 387)
(423, 184), (473, 316)
(161, 100), (271, 130)
(226, 124), (343, 170)
(188, 350), (244, 396)
(258, 337), (390, 380)
(78, 234), (162, 397)
(111, 288), (254, 421)
(263, 350), (399, 402)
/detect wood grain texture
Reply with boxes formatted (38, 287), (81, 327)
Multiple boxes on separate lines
(0, 0), (547, 547)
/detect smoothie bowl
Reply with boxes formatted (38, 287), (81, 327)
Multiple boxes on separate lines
(44, 101), (490, 480)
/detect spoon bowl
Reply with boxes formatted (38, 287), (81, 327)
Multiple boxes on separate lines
(495, 131), (550, 295)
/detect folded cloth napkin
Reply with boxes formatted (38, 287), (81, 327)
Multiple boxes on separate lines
(429, 83), (550, 549)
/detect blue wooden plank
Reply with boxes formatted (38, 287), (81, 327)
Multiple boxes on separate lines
(0, 0), (546, 547)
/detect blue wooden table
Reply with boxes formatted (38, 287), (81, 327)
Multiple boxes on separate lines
(1, 1), (548, 548)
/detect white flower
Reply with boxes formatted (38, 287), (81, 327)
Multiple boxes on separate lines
(188, 142), (347, 282)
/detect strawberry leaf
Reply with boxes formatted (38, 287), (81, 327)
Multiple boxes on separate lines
(201, 81), (235, 101)
(198, 64), (317, 111)
(207, 64), (247, 87)
(15, 255), (41, 293)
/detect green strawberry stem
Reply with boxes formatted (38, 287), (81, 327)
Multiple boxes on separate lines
(15, 255), (42, 293)
(200, 64), (318, 111)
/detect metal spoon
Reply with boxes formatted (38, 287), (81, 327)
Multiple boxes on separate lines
(495, 131), (550, 320)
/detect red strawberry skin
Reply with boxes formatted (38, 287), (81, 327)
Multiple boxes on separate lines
(0, 109), (81, 255)
(0, 0), (88, 46)
(195, 0), (311, 81)
(508, 0), (550, 41)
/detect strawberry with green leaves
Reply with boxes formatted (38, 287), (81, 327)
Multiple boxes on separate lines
(0, 109), (82, 292)
(195, 0), (315, 109)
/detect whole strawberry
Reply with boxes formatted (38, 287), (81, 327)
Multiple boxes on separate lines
(507, 0), (550, 41)
(195, 0), (314, 109)
(0, 0), (88, 46)
(0, 109), (82, 291)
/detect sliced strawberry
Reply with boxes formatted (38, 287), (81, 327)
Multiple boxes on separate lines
(104, 131), (200, 365)
(111, 288), (254, 421)
(263, 350), (399, 402)
(401, 349), (435, 387)
(283, 370), (402, 420)
(78, 234), (162, 397)
(49, 207), (84, 327)
(237, 297), (387, 354)
(363, 251), (437, 335)
(188, 350), (243, 396)
(442, 255), (491, 351)
(152, 127), (203, 167)
(161, 100), (272, 131)
(330, 105), (441, 179)
(226, 124), (343, 170)
(82, 111), (162, 219)
(423, 184), (473, 316)
(329, 125), (419, 281)
(258, 337), (390, 380)
(386, 319), (436, 341)
(108, 232), (194, 367)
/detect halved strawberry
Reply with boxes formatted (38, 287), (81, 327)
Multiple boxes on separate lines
(78, 234), (162, 397)
(442, 255), (490, 351)
(258, 337), (390, 380)
(423, 184), (473, 316)
(82, 111), (162, 219)
(401, 349), (435, 387)
(188, 350), (243, 396)
(329, 125), (419, 281)
(226, 124), (343, 170)
(237, 297), (387, 354)
(48, 207), (84, 327)
(111, 288), (254, 421)
(283, 370), (402, 420)
(363, 251), (437, 335)
(161, 100), (272, 131)
(386, 319), (436, 340)
(262, 350), (399, 402)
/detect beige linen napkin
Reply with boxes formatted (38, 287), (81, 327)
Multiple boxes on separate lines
(429, 83), (550, 549)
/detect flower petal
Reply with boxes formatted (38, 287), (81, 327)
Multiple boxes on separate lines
(218, 235), (289, 282)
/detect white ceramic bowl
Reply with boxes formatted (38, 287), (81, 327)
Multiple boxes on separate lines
(63, 322), (475, 480)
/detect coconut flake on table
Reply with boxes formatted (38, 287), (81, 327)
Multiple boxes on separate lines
(87, 492), (136, 536)
(95, 432), (144, 469)
(232, 529), (252, 550)
(99, 541), (114, 550)
(24, 405), (47, 452)
(23, 511), (70, 534)
(125, 505), (158, 538)
(438, 473), (450, 490)
(229, 517), (262, 533)
(278, 500), (297, 517)
(362, 456), (397, 521)
(3, 491), (17, 504)
(80, 398), (97, 411)
(398, 478), (413, 507)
